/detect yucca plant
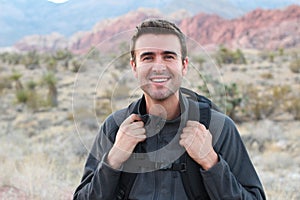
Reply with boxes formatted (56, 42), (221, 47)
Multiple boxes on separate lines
(42, 72), (58, 107)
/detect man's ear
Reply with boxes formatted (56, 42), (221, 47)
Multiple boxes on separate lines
(182, 57), (188, 76)
(130, 58), (138, 78)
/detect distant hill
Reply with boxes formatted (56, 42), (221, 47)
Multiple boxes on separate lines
(1, 0), (300, 47)
(13, 5), (300, 53)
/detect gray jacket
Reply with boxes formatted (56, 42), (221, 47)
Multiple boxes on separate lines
(73, 94), (266, 200)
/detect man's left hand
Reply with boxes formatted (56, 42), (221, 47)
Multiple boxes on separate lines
(179, 120), (218, 170)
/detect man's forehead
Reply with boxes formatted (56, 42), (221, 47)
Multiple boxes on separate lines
(135, 34), (181, 54)
(136, 34), (180, 46)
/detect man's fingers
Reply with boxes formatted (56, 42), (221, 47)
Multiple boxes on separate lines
(186, 120), (207, 130)
(130, 113), (143, 122)
(121, 114), (142, 125)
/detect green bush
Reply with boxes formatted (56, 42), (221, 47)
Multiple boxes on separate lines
(42, 72), (58, 107)
(16, 89), (29, 103)
(215, 46), (247, 66)
(243, 86), (274, 120)
(284, 93), (300, 120)
(197, 74), (243, 121)
(243, 85), (291, 120)
(289, 58), (300, 73)
(0, 75), (12, 93)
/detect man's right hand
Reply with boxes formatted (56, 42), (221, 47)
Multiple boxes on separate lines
(107, 114), (146, 169)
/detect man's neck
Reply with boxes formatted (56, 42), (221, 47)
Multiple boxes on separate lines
(144, 92), (181, 120)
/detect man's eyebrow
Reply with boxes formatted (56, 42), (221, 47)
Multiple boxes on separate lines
(163, 51), (178, 56)
(139, 52), (155, 58)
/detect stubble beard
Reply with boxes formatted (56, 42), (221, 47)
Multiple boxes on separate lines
(140, 78), (182, 101)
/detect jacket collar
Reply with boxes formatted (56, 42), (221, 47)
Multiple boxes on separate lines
(129, 91), (189, 123)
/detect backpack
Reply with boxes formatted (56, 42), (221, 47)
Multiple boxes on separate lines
(116, 87), (218, 200)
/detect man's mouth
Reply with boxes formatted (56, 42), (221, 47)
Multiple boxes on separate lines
(151, 78), (169, 83)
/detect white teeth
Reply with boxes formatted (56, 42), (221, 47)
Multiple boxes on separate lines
(152, 78), (168, 83)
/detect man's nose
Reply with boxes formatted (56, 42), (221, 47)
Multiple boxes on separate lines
(152, 57), (166, 72)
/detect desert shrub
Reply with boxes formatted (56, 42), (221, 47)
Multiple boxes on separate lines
(193, 55), (206, 68)
(244, 86), (274, 120)
(289, 58), (300, 73)
(87, 46), (101, 60)
(197, 74), (243, 120)
(114, 52), (131, 70)
(259, 51), (276, 62)
(70, 58), (82, 73)
(20, 51), (40, 69)
(14, 80), (46, 110)
(53, 49), (73, 61)
(41, 72), (58, 107)
(225, 83), (243, 121)
(45, 57), (58, 72)
(0, 75), (12, 93)
(0, 52), (23, 65)
(268, 52), (275, 62)
(243, 85), (291, 120)
(26, 80), (37, 90)
(284, 94), (300, 120)
(16, 89), (29, 103)
(10, 71), (24, 91)
(215, 46), (247, 66)
(278, 47), (284, 56)
(95, 99), (112, 122)
(260, 72), (273, 79)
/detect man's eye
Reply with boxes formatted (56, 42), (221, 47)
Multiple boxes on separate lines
(142, 56), (153, 61)
(165, 55), (176, 60)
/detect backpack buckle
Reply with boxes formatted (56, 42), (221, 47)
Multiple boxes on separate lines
(159, 162), (187, 172)
(174, 163), (186, 172)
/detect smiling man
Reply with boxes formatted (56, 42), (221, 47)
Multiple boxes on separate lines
(132, 33), (187, 119)
(73, 19), (266, 200)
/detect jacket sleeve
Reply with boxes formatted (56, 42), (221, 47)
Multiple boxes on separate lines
(201, 113), (266, 200)
(73, 115), (122, 200)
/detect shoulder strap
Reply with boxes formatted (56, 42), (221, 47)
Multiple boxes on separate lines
(117, 172), (137, 200)
(180, 153), (210, 200)
(180, 87), (223, 113)
(186, 93), (211, 130)
(115, 99), (144, 200)
(179, 93), (211, 200)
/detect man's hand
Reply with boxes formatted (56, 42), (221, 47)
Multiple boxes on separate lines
(179, 120), (218, 170)
(107, 114), (146, 169)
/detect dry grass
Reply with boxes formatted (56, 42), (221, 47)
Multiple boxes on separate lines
(0, 49), (299, 200)
(0, 129), (86, 200)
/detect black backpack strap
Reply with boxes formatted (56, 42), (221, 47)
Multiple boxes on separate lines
(117, 172), (137, 200)
(180, 89), (212, 199)
(187, 98), (211, 130)
(180, 153), (210, 200)
(181, 87), (223, 113)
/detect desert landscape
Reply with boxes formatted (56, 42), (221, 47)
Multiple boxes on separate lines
(0, 5), (299, 200)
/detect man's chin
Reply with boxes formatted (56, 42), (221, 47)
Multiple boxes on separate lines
(144, 89), (177, 101)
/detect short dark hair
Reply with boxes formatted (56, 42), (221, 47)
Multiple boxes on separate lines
(130, 19), (187, 63)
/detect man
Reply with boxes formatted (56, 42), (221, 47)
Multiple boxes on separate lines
(73, 19), (266, 199)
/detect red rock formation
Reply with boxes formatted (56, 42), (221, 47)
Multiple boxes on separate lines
(13, 5), (300, 53)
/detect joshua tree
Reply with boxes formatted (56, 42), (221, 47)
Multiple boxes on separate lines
(10, 71), (23, 91)
(42, 72), (58, 107)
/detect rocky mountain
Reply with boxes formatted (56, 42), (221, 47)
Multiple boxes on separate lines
(180, 4), (300, 50)
(13, 5), (300, 53)
(2, 0), (299, 47)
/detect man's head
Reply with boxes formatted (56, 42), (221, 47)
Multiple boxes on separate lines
(130, 19), (188, 102)
(130, 19), (187, 64)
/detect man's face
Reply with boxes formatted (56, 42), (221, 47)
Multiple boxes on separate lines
(131, 34), (188, 101)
